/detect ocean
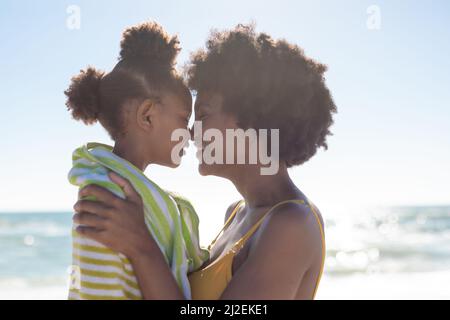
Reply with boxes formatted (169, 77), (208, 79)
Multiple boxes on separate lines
(1, 206), (450, 299)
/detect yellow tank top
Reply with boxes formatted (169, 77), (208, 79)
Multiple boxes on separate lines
(188, 198), (326, 300)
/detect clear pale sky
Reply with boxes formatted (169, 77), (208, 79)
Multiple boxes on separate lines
(0, 0), (449, 230)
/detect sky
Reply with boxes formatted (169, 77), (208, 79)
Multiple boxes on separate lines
(0, 1), (449, 242)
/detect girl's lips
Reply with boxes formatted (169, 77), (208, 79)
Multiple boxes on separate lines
(195, 147), (203, 160)
(194, 141), (207, 161)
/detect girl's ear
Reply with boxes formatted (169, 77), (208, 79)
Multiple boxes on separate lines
(136, 99), (157, 131)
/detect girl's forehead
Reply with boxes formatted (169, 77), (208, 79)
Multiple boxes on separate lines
(162, 91), (191, 112)
(194, 91), (223, 112)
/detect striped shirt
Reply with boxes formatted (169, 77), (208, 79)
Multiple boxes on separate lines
(67, 142), (209, 300)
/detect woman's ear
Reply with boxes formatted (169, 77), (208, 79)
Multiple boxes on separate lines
(136, 99), (156, 131)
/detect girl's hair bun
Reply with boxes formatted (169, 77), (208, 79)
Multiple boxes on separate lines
(64, 66), (104, 124)
(119, 21), (180, 68)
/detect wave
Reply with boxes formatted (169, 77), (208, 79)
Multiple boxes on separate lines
(324, 205), (450, 275)
(0, 212), (72, 237)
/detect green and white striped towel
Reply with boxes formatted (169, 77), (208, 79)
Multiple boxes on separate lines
(67, 142), (209, 300)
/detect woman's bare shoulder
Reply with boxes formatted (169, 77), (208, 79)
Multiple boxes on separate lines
(252, 200), (324, 255)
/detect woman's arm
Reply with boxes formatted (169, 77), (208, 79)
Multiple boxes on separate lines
(74, 173), (321, 300)
(220, 202), (320, 299)
(126, 241), (185, 300)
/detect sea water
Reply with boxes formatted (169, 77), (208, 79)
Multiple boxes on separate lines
(1, 206), (449, 299)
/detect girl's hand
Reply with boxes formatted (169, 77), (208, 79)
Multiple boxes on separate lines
(73, 172), (157, 259)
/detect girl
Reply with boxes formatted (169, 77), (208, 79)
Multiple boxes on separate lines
(65, 21), (208, 300)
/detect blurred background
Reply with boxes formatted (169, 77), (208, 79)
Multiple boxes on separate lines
(0, 0), (449, 299)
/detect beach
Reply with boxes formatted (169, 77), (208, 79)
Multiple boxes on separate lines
(2, 272), (450, 300)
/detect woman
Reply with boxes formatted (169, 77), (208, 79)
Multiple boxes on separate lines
(73, 24), (337, 299)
